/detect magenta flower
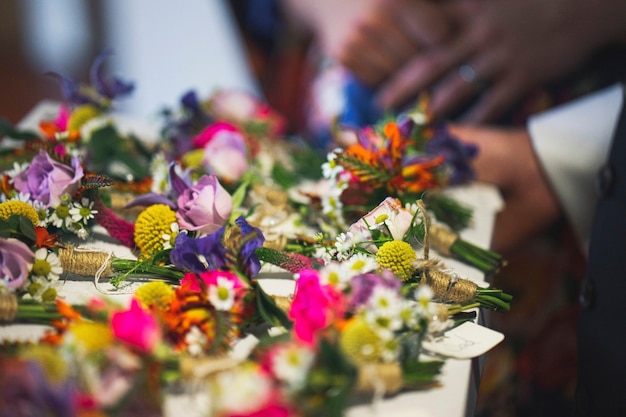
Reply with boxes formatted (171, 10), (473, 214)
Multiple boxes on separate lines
(193, 122), (249, 183)
(289, 269), (345, 344)
(175, 174), (233, 235)
(111, 298), (160, 352)
(13, 150), (84, 207)
(0, 238), (34, 290)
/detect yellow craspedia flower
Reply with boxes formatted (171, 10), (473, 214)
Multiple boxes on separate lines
(0, 200), (39, 227)
(70, 321), (113, 353)
(339, 317), (382, 364)
(134, 204), (178, 255)
(375, 240), (417, 281)
(67, 104), (100, 131)
(19, 345), (68, 384)
(135, 281), (175, 311)
(181, 149), (205, 170)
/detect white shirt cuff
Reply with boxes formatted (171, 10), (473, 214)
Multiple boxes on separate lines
(528, 84), (624, 252)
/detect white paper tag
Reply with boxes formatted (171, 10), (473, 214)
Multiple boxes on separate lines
(421, 321), (504, 359)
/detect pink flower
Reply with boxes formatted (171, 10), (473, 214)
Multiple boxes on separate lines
(194, 123), (249, 183)
(0, 238), (34, 290)
(349, 197), (415, 244)
(111, 298), (160, 352)
(13, 150), (84, 207)
(289, 269), (345, 344)
(208, 90), (286, 135)
(176, 174), (233, 235)
(198, 270), (245, 290)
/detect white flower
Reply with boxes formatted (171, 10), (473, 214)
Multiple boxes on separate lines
(319, 262), (348, 288)
(150, 152), (170, 194)
(5, 162), (29, 182)
(31, 248), (63, 281)
(210, 364), (272, 415)
(208, 277), (236, 311)
(321, 150), (344, 180)
(271, 343), (315, 391)
(342, 253), (377, 275)
(31, 200), (50, 227)
(69, 197), (98, 224)
(185, 326), (207, 356)
(161, 222), (179, 250)
(49, 203), (74, 229)
(334, 232), (355, 259)
(415, 285), (435, 316)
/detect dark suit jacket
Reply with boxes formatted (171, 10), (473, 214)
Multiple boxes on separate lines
(576, 89), (626, 416)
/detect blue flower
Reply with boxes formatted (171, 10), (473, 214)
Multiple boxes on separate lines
(234, 216), (265, 277)
(170, 229), (227, 273)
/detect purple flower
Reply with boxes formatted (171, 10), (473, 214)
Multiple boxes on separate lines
(425, 125), (478, 185)
(170, 229), (227, 273)
(0, 357), (75, 417)
(13, 150), (84, 207)
(349, 271), (401, 310)
(0, 238), (34, 290)
(47, 48), (134, 107)
(234, 216), (265, 277)
(176, 174), (233, 235)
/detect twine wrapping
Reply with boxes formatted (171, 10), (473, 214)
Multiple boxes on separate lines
(0, 292), (18, 322)
(429, 224), (459, 257)
(271, 295), (292, 313)
(59, 245), (114, 277)
(180, 356), (240, 380)
(355, 362), (404, 395)
(415, 200), (478, 304)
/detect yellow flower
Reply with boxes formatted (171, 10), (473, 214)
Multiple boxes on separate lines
(135, 281), (175, 311)
(181, 149), (205, 170)
(19, 345), (68, 384)
(134, 204), (178, 256)
(339, 317), (382, 364)
(0, 200), (39, 227)
(67, 104), (100, 131)
(375, 240), (417, 281)
(70, 321), (113, 353)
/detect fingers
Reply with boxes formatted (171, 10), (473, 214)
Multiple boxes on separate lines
(376, 36), (473, 109)
(460, 74), (529, 123)
(337, 12), (422, 86)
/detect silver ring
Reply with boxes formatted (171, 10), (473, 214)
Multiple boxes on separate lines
(458, 64), (487, 90)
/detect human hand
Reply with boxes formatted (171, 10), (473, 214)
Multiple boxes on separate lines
(377, 0), (624, 123)
(448, 124), (562, 254)
(284, 0), (453, 87)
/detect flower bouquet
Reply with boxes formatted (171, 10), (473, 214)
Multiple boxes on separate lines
(0, 50), (511, 417)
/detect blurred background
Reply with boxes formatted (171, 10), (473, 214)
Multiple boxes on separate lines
(0, 1), (584, 416)
(0, 0), (259, 123)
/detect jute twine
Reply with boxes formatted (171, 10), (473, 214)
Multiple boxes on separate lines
(0, 292), (18, 322)
(58, 244), (114, 277)
(355, 362), (404, 395)
(180, 355), (240, 380)
(416, 200), (477, 304)
(429, 224), (459, 257)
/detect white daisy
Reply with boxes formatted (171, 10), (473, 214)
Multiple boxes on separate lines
(5, 161), (29, 182)
(69, 197), (98, 224)
(31, 248), (63, 282)
(319, 262), (348, 288)
(184, 326), (208, 357)
(48, 203), (75, 229)
(208, 276), (236, 311)
(342, 252), (377, 275)
(161, 222), (179, 250)
(271, 343), (315, 391)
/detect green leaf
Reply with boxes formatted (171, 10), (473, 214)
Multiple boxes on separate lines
(17, 215), (37, 242)
(253, 281), (292, 330)
(0, 118), (39, 141)
(230, 179), (249, 213)
(0, 219), (11, 238)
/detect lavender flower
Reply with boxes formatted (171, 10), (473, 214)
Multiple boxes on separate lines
(169, 229), (227, 273)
